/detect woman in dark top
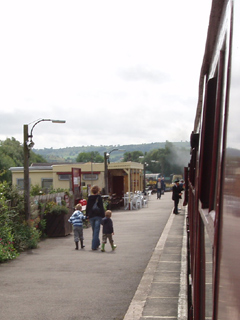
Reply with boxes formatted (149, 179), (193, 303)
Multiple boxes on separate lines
(86, 185), (105, 250)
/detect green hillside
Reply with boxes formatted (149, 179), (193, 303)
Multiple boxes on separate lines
(33, 141), (190, 163)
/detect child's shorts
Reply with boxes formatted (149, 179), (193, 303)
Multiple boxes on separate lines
(102, 233), (113, 244)
(73, 226), (83, 242)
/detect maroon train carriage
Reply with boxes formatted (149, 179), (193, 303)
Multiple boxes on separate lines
(185, 0), (240, 319)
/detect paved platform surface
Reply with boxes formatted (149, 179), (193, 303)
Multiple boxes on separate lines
(124, 199), (187, 320)
(0, 193), (187, 320)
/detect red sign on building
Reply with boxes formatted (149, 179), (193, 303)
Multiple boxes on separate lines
(72, 168), (81, 202)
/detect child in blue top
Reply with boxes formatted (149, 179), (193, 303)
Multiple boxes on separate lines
(68, 204), (86, 250)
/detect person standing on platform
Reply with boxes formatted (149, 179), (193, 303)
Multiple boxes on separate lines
(156, 178), (162, 199)
(68, 204), (86, 250)
(172, 179), (181, 214)
(86, 185), (105, 250)
(178, 179), (185, 210)
(161, 177), (165, 195)
(101, 210), (117, 252)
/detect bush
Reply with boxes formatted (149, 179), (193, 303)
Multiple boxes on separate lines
(30, 184), (42, 196)
(44, 201), (69, 216)
(0, 184), (19, 262)
(30, 184), (68, 196)
(0, 182), (71, 262)
(49, 205), (69, 215)
(13, 223), (41, 251)
(0, 231), (19, 263)
(0, 182), (41, 262)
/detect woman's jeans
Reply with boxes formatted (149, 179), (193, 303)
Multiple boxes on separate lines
(89, 216), (102, 250)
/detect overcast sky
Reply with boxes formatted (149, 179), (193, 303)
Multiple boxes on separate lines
(0, 0), (212, 149)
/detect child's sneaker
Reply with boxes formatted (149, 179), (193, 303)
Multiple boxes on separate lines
(101, 244), (105, 252)
(112, 244), (117, 251)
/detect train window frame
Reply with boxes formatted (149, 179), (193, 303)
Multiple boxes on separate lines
(209, 50), (225, 212)
(198, 76), (217, 209)
(199, 38), (229, 213)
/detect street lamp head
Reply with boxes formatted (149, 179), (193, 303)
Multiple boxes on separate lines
(105, 148), (125, 164)
(28, 118), (66, 139)
(26, 140), (35, 150)
(51, 120), (66, 123)
(109, 148), (126, 154)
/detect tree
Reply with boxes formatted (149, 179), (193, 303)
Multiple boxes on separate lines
(76, 151), (104, 163)
(0, 152), (16, 182)
(0, 138), (24, 166)
(0, 138), (46, 183)
(122, 151), (144, 162)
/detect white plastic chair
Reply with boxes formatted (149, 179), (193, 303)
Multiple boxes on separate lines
(142, 196), (148, 208)
(132, 195), (142, 210)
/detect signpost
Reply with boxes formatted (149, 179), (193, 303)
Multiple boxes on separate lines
(71, 168), (81, 205)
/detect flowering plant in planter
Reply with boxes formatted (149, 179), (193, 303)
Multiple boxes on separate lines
(43, 201), (71, 237)
(44, 201), (68, 216)
(48, 204), (69, 215)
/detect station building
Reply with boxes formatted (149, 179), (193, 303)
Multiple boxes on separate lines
(10, 161), (144, 197)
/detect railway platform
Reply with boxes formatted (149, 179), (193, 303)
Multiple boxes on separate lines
(0, 193), (187, 320)
(124, 199), (187, 320)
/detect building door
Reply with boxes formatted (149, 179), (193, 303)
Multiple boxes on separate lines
(112, 176), (124, 197)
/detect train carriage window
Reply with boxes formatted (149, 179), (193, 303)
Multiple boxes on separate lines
(199, 77), (217, 208)
(189, 132), (199, 187)
(209, 50), (225, 211)
(199, 49), (226, 211)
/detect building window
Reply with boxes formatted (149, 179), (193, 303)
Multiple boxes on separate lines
(83, 174), (98, 181)
(42, 179), (53, 190)
(17, 179), (24, 190)
(58, 174), (71, 181)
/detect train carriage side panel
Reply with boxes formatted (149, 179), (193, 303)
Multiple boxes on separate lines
(218, 1), (240, 318)
(187, 0), (240, 319)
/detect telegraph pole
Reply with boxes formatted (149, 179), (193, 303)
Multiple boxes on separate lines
(23, 124), (30, 221)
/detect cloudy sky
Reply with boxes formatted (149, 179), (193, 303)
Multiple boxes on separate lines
(0, 0), (212, 149)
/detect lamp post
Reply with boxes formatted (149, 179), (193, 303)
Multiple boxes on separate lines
(139, 156), (149, 192)
(23, 118), (66, 221)
(104, 148), (125, 194)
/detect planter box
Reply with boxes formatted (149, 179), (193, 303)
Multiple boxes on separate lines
(45, 211), (72, 237)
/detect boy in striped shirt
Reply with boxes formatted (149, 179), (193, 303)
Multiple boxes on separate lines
(68, 204), (86, 250)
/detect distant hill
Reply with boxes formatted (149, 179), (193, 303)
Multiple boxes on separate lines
(33, 141), (190, 163)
